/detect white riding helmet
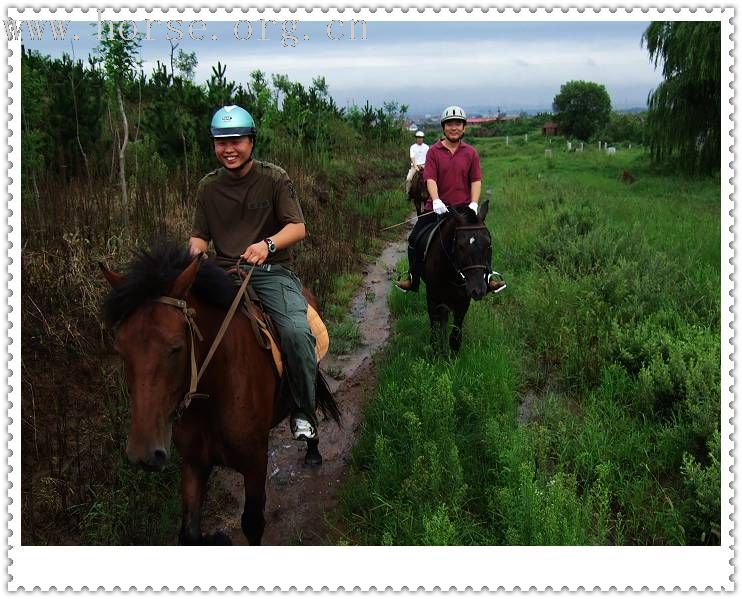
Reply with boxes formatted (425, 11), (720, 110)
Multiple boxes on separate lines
(415, 130), (425, 137)
(440, 105), (467, 126)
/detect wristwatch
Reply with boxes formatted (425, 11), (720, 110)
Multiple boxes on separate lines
(264, 238), (277, 253)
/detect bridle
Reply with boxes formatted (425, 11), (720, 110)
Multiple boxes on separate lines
(439, 220), (491, 286)
(154, 261), (255, 420)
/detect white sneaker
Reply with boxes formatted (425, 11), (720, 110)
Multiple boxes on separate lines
(291, 417), (317, 441)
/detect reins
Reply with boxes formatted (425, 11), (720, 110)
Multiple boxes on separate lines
(156, 259), (256, 420)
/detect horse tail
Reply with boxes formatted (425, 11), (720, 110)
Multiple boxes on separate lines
(316, 369), (342, 426)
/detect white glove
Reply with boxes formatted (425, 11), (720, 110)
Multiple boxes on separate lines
(432, 199), (448, 215)
(468, 202), (479, 214)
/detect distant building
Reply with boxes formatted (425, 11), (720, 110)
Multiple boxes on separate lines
(468, 115), (520, 125)
(468, 117), (499, 125)
(542, 121), (559, 136)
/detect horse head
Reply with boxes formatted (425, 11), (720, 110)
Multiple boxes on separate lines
(100, 253), (204, 471)
(449, 200), (492, 301)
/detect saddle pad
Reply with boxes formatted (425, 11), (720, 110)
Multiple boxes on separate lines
(250, 302), (329, 377)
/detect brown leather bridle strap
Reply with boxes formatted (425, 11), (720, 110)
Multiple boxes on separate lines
(155, 260), (256, 419)
(155, 296), (206, 418)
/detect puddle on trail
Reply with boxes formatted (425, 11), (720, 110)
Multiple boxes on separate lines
(200, 233), (409, 545)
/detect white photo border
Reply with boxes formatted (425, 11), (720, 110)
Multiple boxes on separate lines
(4, 3), (735, 591)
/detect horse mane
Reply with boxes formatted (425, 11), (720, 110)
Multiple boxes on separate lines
(445, 206), (481, 227)
(462, 206), (482, 225)
(103, 240), (237, 327)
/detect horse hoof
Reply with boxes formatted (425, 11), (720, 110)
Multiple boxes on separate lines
(304, 441), (323, 467)
(305, 454), (322, 467)
(203, 531), (232, 545)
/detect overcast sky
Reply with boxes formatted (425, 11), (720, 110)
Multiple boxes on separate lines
(23, 20), (664, 115)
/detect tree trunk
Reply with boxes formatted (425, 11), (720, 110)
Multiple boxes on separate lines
(69, 70), (91, 183)
(115, 82), (129, 228)
(181, 128), (189, 201)
(107, 102), (116, 185)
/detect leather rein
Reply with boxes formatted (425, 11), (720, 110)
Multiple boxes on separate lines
(155, 260), (255, 420)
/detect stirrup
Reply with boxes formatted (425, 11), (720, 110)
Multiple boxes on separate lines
(395, 273), (413, 293)
(488, 272), (507, 294)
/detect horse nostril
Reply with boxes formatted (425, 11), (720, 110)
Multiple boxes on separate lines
(153, 448), (169, 467)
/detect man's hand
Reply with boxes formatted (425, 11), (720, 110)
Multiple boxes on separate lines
(432, 198), (448, 215)
(468, 202), (479, 214)
(241, 241), (270, 265)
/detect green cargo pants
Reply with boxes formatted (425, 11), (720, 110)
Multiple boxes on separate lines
(241, 263), (317, 420)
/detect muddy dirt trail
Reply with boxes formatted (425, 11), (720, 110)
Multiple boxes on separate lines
(200, 234), (409, 545)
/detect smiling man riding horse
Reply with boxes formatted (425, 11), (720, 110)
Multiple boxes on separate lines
(189, 105), (320, 442)
(396, 105), (507, 294)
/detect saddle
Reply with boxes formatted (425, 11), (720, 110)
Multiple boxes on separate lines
(409, 215), (445, 265)
(241, 286), (329, 377)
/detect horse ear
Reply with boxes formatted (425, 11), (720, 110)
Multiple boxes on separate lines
(451, 208), (466, 226)
(99, 262), (126, 289)
(169, 253), (204, 299)
(479, 200), (490, 223)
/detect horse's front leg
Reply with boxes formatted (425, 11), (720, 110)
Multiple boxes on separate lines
(427, 294), (449, 353)
(449, 297), (471, 354)
(179, 461), (229, 545)
(241, 448), (269, 545)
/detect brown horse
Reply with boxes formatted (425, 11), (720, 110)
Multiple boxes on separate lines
(100, 242), (340, 545)
(421, 201), (493, 353)
(408, 168), (429, 216)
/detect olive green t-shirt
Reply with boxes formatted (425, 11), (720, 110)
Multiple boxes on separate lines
(191, 161), (305, 268)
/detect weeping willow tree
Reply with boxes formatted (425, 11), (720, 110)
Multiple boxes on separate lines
(642, 22), (721, 175)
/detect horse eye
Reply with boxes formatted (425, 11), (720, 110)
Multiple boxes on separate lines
(169, 344), (184, 356)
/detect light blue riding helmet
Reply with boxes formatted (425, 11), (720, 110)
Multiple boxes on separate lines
(210, 105), (257, 138)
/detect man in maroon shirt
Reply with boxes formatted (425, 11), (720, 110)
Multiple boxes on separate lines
(396, 106), (507, 294)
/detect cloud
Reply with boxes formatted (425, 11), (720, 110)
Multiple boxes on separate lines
(33, 20), (663, 111)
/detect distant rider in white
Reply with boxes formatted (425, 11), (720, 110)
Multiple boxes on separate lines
(406, 130), (429, 194)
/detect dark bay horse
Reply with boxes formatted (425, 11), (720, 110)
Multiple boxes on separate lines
(408, 168), (429, 216)
(421, 201), (493, 353)
(100, 242), (339, 545)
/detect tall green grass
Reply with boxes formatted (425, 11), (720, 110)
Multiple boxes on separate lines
(340, 137), (721, 545)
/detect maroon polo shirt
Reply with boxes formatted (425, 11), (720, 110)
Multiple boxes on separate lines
(423, 140), (482, 211)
